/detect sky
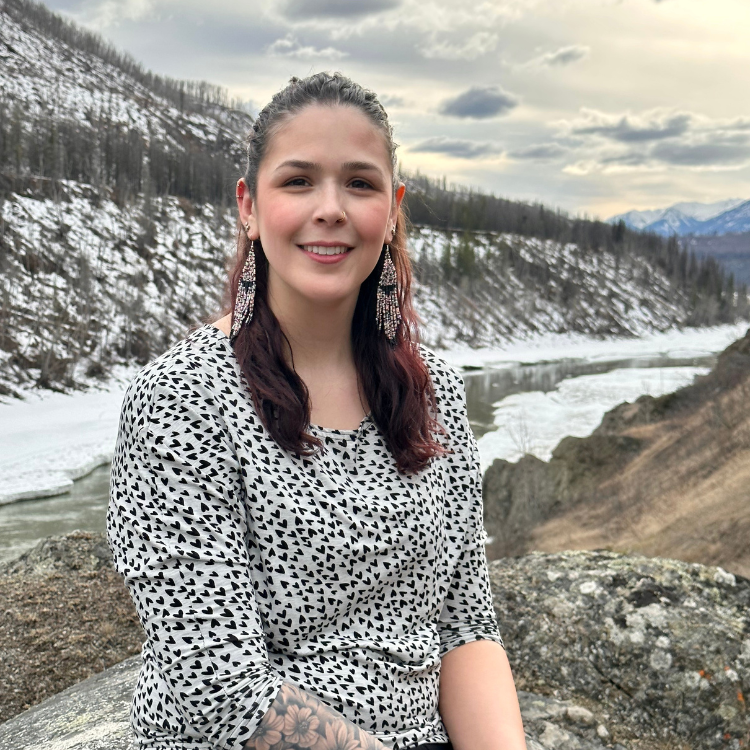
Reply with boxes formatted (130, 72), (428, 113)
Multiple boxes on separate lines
(42, 0), (750, 219)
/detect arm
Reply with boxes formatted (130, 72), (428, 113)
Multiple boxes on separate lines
(244, 682), (384, 750)
(439, 641), (526, 750)
(109, 370), (386, 750)
(436, 370), (526, 750)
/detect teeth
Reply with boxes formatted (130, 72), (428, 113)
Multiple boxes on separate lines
(303, 245), (349, 255)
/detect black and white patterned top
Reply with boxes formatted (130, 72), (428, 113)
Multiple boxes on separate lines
(108, 324), (504, 750)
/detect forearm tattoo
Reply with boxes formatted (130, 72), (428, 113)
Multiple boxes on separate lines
(244, 681), (386, 750)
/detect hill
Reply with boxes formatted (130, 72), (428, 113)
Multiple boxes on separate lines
(482, 328), (750, 579)
(0, 0), (745, 396)
(682, 231), (750, 284)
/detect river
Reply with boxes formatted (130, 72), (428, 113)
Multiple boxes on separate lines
(0, 352), (715, 563)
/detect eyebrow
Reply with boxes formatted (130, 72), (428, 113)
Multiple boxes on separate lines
(274, 159), (384, 174)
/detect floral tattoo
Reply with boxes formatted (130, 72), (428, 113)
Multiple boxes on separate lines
(245, 682), (385, 750)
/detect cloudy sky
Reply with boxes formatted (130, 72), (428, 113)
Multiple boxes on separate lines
(44, 0), (750, 218)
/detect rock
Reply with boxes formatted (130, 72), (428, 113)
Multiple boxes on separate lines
(0, 529), (113, 576)
(490, 549), (750, 749)
(4, 536), (749, 749)
(0, 654), (140, 749)
(0, 655), (613, 750)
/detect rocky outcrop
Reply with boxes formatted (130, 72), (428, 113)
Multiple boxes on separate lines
(492, 549), (750, 749)
(0, 655), (140, 750)
(2, 533), (748, 749)
(483, 329), (750, 578)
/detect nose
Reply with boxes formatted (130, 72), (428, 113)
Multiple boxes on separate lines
(312, 183), (347, 225)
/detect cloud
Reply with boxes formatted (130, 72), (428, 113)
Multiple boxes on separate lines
(281, 0), (401, 20)
(409, 136), (503, 159)
(267, 34), (348, 59)
(419, 31), (499, 61)
(509, 143), (568, 160)
(569, 110), (692, 143)
(80, 0), (154, 28)
(651, 139), (750, 167)
(530, 44), (590, 67)
(439, 85), (519, 119)
(558, 108), (750, 174)
(379, 94), (406, 108)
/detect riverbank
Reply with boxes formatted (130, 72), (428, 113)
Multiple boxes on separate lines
(1, 323), (745, 507)
(0, 365), (138, 505)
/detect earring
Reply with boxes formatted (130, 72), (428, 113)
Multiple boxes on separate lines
(376, 244), (402, 345)
(230, 239), (256, 343)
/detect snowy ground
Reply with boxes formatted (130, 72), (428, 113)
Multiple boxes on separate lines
(0, 366), (138, 505)
(0, 322), (744, 505)
(475, 365), (709, 472)
(434, 321), (748, 370)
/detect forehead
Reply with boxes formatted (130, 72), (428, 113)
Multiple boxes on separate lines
(262, 104), (392, 172)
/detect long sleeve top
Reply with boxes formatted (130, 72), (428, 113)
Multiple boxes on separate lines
(107, 323), (504, 750)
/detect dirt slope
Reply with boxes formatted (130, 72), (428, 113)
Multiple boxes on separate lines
(483, 328), (750, 577)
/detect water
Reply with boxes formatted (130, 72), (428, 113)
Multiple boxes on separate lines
(0, 353), (716, 563)
(0, 465), (110, 563)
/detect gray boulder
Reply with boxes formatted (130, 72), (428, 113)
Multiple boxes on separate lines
(490, 549), (750, 749)
(0, 654), (139, 749)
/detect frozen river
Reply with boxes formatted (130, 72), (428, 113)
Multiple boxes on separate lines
(0, 339), (727, 562)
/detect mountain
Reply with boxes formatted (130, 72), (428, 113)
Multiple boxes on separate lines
(682, 231), (750, 284)
(0, 0), (745, 397)
(699, 199), (750, 235)
(609, 198), (750, 237)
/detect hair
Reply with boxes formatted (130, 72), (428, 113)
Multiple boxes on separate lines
(218, 71), (451, 475)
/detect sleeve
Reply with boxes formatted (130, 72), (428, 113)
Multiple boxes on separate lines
(436, 366), (505, 659)
(107, 368), (285, 749)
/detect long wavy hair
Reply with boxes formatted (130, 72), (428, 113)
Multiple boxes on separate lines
(218, 72), (451, 475)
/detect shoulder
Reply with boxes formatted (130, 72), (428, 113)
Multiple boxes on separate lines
(417, 343), (468, 427)
(119, 325), (238, 433)
(417, 343), (466, 400)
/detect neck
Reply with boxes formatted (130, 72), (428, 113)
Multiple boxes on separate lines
(267, 275), (358, 374)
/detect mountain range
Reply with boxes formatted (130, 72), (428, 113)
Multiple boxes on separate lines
(609, 198), (750, 237)
(0, 0), (744, 396)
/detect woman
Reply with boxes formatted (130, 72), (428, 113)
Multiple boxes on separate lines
(108, 72), (526, 750)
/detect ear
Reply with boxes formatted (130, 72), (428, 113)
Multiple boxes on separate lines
(236, 178), (260, 239)
(389, 183), (406, 241)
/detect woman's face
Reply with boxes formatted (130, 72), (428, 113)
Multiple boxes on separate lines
(238, 104), (405, 313)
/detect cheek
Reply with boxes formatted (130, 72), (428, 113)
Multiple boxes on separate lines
(258, 197), (304, 239)
(358, 201), (392, 241)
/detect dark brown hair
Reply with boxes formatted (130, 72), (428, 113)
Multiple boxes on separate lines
(219, 72), (451, 474)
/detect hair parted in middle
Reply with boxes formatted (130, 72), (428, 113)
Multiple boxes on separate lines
(219, 71), (452, 475)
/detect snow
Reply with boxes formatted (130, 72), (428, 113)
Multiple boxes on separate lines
(475, 365), (710, 472)
(0, 367), (137, 505)
(0, 322), (741, 506)
(433, 321), (747, 370)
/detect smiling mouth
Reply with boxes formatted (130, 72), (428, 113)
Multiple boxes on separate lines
(298, 244), (353, 256)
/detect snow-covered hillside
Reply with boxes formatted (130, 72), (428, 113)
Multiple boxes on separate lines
(0, 180), (706, 396)
(410, 226), (692, 350)
(0, 181), (235, 396)
(0, 0), (251, 152)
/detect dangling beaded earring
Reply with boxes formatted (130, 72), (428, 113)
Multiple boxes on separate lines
(229, 231), (256, 343)
(375, 243), (402, 345)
